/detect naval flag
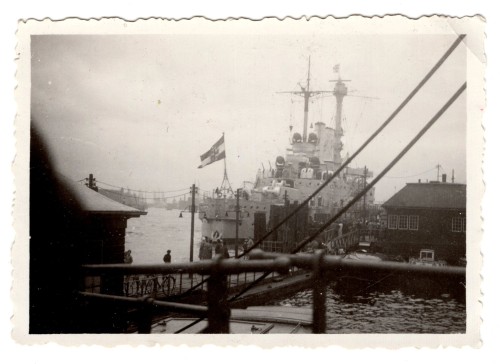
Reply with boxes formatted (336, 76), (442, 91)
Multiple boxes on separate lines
(198, 135), (226, 168)
(333, 64), (340, 73)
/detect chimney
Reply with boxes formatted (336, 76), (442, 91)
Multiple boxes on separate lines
(442, 174), (447, 183)
(418, 179), (421, 183)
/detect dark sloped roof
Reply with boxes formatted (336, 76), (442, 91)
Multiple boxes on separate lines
(58, 173), (147, 216)
(383, 182), (466, 209)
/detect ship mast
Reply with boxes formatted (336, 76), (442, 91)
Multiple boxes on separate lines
(329, 67), (377, 167)
(302, 57), (312, 142)
(278, 56), (331, 142)
(219, 132), (233, 197)
(219, 156), (234, 197)
(331, 75), (350, 166)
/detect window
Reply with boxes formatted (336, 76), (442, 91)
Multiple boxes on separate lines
(420, 249), (434, 261)
(409, 215), (419, 230)
(452, 217), (463, 232)
(388, 215), (398, 229)
(398, 215), (408, 230)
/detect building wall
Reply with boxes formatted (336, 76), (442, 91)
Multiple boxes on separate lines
(30, 125), (141, 333)
(381, 207), (466, 264)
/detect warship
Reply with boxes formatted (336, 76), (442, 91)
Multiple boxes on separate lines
(198, 59), (376, 251)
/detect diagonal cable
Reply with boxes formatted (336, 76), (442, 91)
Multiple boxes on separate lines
(229, 82), (466, 303)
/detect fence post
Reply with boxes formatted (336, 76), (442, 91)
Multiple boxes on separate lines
(312, 249), (327, 333)
(206, 258), (230, 333)
(137, 296), (154, 333)
(153, 276), (158, 298)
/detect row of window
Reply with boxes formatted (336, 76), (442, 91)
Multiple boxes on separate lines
(452, 217), (466, 232)
(388, 214), (466, 232)
(388, 215), (419, 230)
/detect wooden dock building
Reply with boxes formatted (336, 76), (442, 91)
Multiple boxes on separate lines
(381, 177), (466, 265)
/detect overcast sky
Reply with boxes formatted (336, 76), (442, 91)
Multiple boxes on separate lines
(31, 31), (466, 202)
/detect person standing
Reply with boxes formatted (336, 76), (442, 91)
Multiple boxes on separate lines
(124, 250), (133, 264)
(221, 241), (230, 259)
(214, 239), (223, 256)
(198, 238), (205, 260)
(199, 237), (213, 260)
(163, 250), (172, 263)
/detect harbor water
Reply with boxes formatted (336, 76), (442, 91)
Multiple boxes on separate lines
(125, 207), (466, 333)
(273, 289), (465, 333)
(125, 207), (202, 265)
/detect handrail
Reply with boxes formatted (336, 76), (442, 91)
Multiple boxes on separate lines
(82, 258), (290, 276)
(80, 291), (209, 315)
(80, 250), (465, 334)
(82, 252), (464, 278)
(248, 250), (465, 277)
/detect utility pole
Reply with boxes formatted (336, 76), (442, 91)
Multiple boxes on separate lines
(436, 163), (441, 182)
(235, 188), (240, 258)
(189, 184), (196, 268)
(363, 166), (367, 221)
(284, 190), (289, 248)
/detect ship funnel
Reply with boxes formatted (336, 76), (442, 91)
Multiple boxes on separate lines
(292, 132), (302, 144)
(308, 132), (318, 144)
(442, 174), (447, 183)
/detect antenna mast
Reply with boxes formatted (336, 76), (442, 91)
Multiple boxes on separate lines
(303, 56), (312, 142)
(278, 56), (331, 143)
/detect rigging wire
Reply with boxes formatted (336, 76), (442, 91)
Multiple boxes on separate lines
(92, 180), (190, 195)
(384, 166), (437, 179)
(96, 188), (190, 201)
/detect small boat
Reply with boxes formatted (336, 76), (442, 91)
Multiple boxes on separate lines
(150, 306), (312, 334)
(409, 249), (447, 267)
(342, 249), (389, 262)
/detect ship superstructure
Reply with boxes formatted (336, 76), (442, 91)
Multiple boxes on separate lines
(198, 59), (376, 247)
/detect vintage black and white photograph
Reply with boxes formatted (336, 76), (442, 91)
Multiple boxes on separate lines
(14, 16), (484, 345)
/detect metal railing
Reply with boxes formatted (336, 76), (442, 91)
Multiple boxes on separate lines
(84, 267), (285, 300)
(80, 250), (465, 334)
(324, 230), (359, 253)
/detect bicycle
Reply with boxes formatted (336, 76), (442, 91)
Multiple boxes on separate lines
(123, 274), (176, 297)
(143, 274), (177, 297)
